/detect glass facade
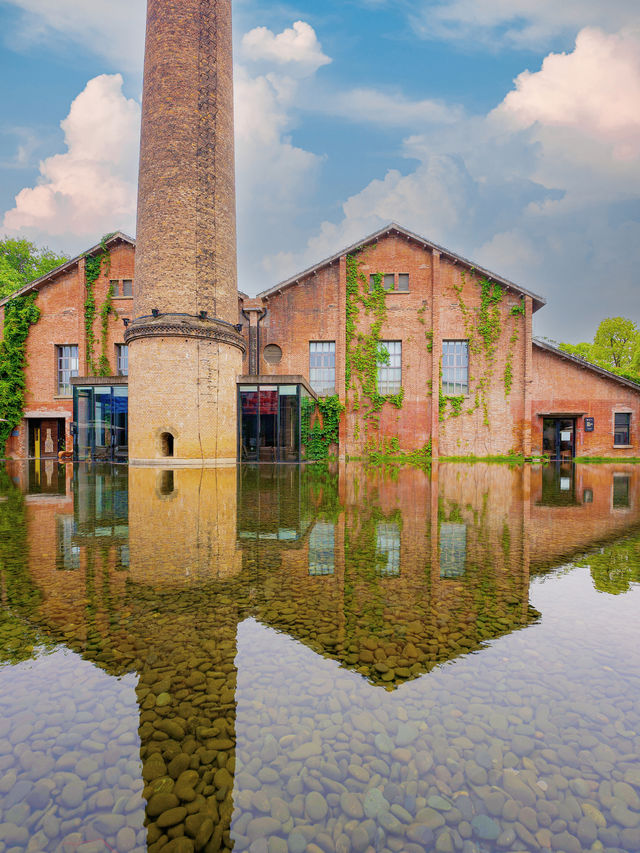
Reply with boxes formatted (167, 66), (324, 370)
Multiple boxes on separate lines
(239, 382), (307, 462)
(73, 384), (128, 461)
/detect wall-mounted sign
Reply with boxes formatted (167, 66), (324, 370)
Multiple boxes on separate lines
(584, 417), (595, 432)
(560, 431), (572, 442)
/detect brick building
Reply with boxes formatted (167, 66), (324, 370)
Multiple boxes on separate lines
(2, 223), (640, 462)
(0, 232), (133, 461)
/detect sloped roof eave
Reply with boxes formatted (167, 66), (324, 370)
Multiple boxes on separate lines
(533, 338), (640, 393)
(256, 222), (547, 312)
(0, 231), (136, 308)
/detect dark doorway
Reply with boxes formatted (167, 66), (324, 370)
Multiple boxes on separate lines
(28, 418), (66, 458)
(542, 418), (576, 460)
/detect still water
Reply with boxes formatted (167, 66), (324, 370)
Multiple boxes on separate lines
(0, 461), (639, 853)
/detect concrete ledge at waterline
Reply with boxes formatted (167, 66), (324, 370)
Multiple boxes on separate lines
(129, 458), (238, 468)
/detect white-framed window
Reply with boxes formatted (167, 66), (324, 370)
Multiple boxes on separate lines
(377, 341), (402, 394)
(614, 412), (631, 446)
(116, 344), (129, 376)
(309, 341), (336, 396)
(309, 522), (335, 575)
(57, 345), (79, 397)
(376, 522), (400, 576)
(442, 340), (469, 396)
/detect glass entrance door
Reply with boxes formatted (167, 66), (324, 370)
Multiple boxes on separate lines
(542, 418), (576, 459)
(239, 384), (302, 463)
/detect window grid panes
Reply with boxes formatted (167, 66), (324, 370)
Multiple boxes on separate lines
(442, 340), (469, 396)
(377, 341), (402, 395)
(397, 273), (409, 292)
(122, 279), (133, 297)
(57, 345), (79, 397)
(117, 344), (129, 376)
(309, 342), (336, 396)
(614, 413), (631, 446)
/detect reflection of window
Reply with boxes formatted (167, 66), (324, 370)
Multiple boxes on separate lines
(442, 341), (469, 396)
(583, 488), (593, 504)
(309, 342), (336, 396)
(614, 413), (631, 446)
(376, 522), (400, 576)
(309, 522), (335, 575)
(377, 341), (402, 394)
(440, 522), (467, 578)
(613, 474), (631, 509)
(117, 545), (130, 570)
(57, 345), (79, 397)
(56, 516), (80, 570)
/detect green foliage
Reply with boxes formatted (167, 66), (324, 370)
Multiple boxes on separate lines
(84, 238), (112, 376)
(345, 253), (405, 438)
(558, 317), (640, 383)
(0, 293), (40, 454)
(0, 237), (68, 299)
(440, 393), (464, 421)
(593, 317), (639, 369)
(364, 438), (432, 470)
(576, 536), (640, 595)
(98, 282), (115, 376)
(301, 394), (344, 460)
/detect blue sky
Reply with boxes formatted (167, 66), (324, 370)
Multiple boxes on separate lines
(1, 0), (639, 341)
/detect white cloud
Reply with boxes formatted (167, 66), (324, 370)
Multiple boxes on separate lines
(411, 0), (637, 50)
(262, 26), (640, 340)
(241, 21), (331, 77)
(3, 74), (140, 242)
(493, 28), (640, 160)
(3, 0), (146, 73)
(320, 87), (462, 127)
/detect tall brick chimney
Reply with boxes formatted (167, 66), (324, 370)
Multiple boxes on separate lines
(125, 0), (245, 465)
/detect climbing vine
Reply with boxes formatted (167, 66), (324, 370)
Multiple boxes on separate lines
(301, 395), (345, 461)
(0, 294), (40, 454)
(84, 235), (113, 376)
(98, 282), (115, 376)
(345, 252), (404, 441)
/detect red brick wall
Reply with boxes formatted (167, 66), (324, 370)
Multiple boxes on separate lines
(1, 240), (133, 458)
(250, 233), (530, 458)
(531, 345), (640, 457)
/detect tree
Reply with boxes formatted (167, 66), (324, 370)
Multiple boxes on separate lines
(591, 317), (639, 370)
(0, 237), (68, 299)
(558, 317), (640, 383)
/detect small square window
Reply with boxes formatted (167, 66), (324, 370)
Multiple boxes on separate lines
(383, 274), (395, 291)
(109, 280), (119, 296)
(397, 274), (409, 292)
(122, 279), (133, 297)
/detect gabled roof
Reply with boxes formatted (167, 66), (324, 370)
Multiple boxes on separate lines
(533, 338), (640, 393)
(257, 222), (547, 312)
(0, 231), (135, 308)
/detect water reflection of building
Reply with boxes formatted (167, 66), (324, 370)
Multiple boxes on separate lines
(3, 461), (640, 851)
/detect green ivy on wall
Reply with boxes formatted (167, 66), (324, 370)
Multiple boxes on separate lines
(345, 252), (404, 437)
(301, 394), (345, 461)
(0, 294), (40, 454)
(84, 235), (114, 377)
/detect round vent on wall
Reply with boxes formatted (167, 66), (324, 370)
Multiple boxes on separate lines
(264, 344), (283, 365)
